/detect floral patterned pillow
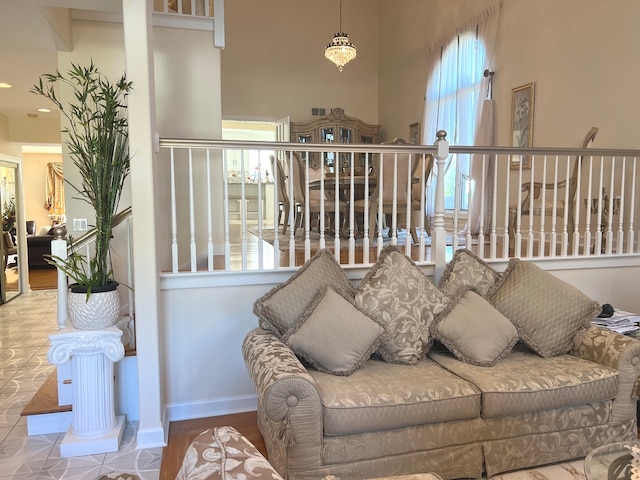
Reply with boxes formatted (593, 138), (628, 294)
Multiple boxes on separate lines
(176, 426), (283, 480)
(438, 248), (501, 299)
(355, 246), (449, 364)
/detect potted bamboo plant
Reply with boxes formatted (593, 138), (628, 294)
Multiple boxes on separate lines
(32, 61), (132, 330)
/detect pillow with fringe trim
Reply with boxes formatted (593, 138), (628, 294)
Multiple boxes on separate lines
(355, 246), (449, 365)
(430, 287), (519, 367)
(283, 287), (387, 376)
(438, 248), (501, 299)
(253, 249), (354, 336)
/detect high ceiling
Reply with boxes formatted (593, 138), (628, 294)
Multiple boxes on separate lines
(0, 1), (121, 140)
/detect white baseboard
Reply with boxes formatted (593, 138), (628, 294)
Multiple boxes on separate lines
(135, 413), (169, 450)
(165, 394), (258, 422)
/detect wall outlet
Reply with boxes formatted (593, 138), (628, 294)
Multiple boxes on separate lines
(73, 218), (88, 231)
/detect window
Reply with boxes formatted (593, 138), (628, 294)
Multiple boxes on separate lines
(424, 30), (486, 210)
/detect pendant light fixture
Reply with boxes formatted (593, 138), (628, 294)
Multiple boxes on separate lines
(324, 0), (356, 72)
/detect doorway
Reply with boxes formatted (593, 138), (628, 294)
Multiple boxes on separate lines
(1, 158), (21, 303)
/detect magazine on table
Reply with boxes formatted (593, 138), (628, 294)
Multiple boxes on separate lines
(591, 309), (640, 334)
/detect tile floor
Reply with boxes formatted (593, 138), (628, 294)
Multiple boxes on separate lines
(0, 289), (162, 479)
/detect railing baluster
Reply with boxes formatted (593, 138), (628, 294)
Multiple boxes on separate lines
(170, 147), (178, 273)
(188, 148), (197, 271)
(206, 149), (214, 271)
(222, 150), (231, 270)
(629, 157), (637, 254)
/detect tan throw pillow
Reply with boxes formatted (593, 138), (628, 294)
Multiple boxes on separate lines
(176, 425), (284, 480)
(253, 249), (354, 336)
(283, 287), (386, 376)
(355, 246), (449, 365)
(430, 289), (519, 367)
(438, 248), (501, 299)
(491, 259), (601, 357)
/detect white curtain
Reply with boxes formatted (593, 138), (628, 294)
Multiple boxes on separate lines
(465, 98), (495, 235)
(422, 2), (502, 229)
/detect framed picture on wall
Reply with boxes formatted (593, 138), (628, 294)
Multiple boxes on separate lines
(510, 82), (535, 169)
(409, 122), (421, 145)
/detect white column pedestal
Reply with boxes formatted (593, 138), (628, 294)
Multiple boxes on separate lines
(48, 326), (125, 458)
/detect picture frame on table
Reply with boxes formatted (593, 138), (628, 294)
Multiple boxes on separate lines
(510, 82), (535, 169)
(409, 122), (421, 145)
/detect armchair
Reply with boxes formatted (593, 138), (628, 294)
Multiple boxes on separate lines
(509, 127), (599, 254)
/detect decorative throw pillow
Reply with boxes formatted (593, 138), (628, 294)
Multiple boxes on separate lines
(438, 248), (501, 299)
(491, 258), (601, 357)
(176, 425), (284, 480)
(283, 287), (387, 376)
(355, 246), (449, 365)
(430, 288), (519, 367)
(253, 249), (354, 336)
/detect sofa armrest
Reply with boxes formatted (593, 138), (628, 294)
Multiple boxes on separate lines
(571, 325), (640, 421)
(242, 328), (323, 473)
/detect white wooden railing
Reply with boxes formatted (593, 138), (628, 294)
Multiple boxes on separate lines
(158, 133), (640, 277)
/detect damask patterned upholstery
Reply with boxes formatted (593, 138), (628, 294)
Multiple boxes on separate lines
(309, 358), (480, 435)
(430, 345), (618, 418)
(437, 248), (501, 299)
(355, 246), (449, 364)
(244, 255), (640, 480)
(176, 426), (284, 480)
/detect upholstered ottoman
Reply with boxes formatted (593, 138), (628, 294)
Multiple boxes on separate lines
(176, 426), (443, 480)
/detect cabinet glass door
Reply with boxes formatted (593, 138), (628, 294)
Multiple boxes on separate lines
(321, 128), (335, 171)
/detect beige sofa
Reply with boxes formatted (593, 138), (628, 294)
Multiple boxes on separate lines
(243, 247), (640, 480)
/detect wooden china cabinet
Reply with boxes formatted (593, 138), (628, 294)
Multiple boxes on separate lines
(289, 107), (381, 172)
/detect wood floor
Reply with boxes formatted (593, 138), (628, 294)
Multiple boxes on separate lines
(159, 411), (265, 480)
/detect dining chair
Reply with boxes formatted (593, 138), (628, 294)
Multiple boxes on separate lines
(352, 142), (418, 244)
(508, 126), (599, 254)
(290, 152), (344, 235)
(269, 155), (299, 235)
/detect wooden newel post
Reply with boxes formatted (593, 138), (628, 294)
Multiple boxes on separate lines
(433, 130), (449, 283)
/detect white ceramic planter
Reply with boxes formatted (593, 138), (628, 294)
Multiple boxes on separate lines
(67, 287), (121, 330)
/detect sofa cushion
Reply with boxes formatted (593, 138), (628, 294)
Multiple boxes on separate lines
(253, 249), (354, 335)
(490, 258), (601, 357)
(355, 246), (449, 365)
(430, 289), (519, 367)
(438, 248), (501, 299)
(309, 357), (481, 435)
(283, 287), (387, 376)
(429, 346), (618, 418)
(176, 425), (283, 480)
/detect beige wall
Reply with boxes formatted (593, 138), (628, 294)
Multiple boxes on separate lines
(21, 152), (61, 231)
(378, 0), (640, 149)
(221, 0), (380, 127)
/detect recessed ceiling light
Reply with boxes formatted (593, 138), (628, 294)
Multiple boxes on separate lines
(0, 82), (12, 89)
(37, 108), (51, 113)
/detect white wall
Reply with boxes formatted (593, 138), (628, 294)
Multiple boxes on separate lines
(221, 0), (380, 127)
(160, 260), (640, 420)
(378, 0), (640, 149)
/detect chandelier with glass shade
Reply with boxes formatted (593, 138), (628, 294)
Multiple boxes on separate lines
(324, 0), (356, 72)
